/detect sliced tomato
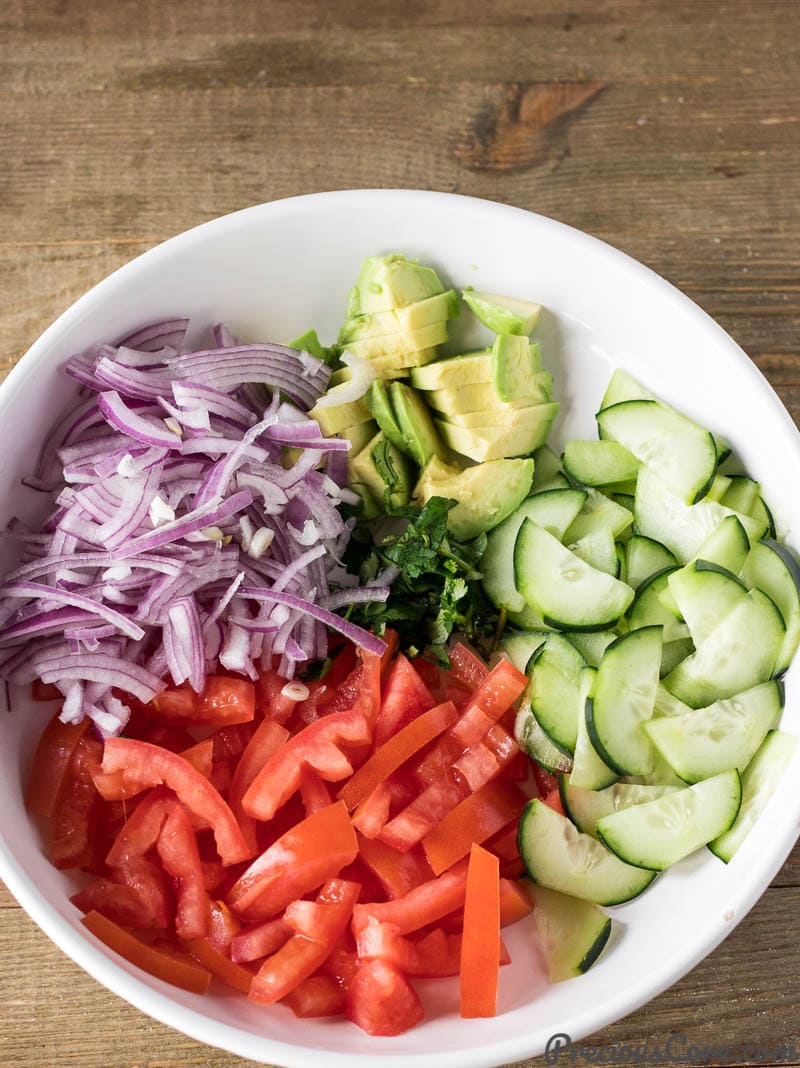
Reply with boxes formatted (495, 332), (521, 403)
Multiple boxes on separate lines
(499, 877), (534, 927)
(378, 772), (469, 853)
(356, 917), (461, 978)
(230, 918), (293, 964)
(299, 770), (333, 817)
(345, 958), (423, 1037)
(148, 676), (256, 727)
(182, 936), (254, 994)
(242, 695), (375, 823)
(179, 739), (214, 779)
(25, 712), (88, 818)
(448, 642), (489, 691)
(255, 669), (299, 725)
(96, 738), (250, 865)
(379, 628), (399, 680)
(114, 857), (171, 929)
(351, 776), (414, 839)
(371, 654), (436, 750)
(340, 700), (457, 812)
(357, 834), (434, 900)
(283, 972), (346, 1018)
(228, 719), (290, 855)
(421, 779), (527, 875)
(533, 764), (560, 799)
(31, 680), (61, 701)
(213, 723), (255, 761)
(207, 898), (241, 952)
(460, 844), (500, 1018)
(51, 734), (102, 870)
(351, 859), (469, 937)
(81, 911), (211, 994)
(415, 658), (526, 786)
(228, 801), (358, 922)
(543, 786), (566, 816)
(322, 936), (360, 990)
(249, 879), (360, 1005)
(70, 877), (158, 929)
(157, 802), (209, 940)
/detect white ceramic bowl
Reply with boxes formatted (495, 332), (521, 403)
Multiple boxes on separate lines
(1, 190), (799, 1068)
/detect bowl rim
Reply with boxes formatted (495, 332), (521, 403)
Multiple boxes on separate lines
(1, 188), (798, 1068)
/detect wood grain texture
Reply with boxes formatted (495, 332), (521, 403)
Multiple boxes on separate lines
(1, 0), (799, 1065)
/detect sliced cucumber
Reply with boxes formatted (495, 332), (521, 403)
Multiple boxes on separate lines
(742, 539), (800, 674)
(507, 601), (552, 631)
(514, 695), (573, 775)
(596, 770), (742, 871)
(635, 468), (766, 564)
(526, 883), (612, 981)
(705, 473), (733, 503)
(660, 637), (695, 678)
(597, 399), (717, 505)
(656, 515), (751, 617)
(563, 439), (640, 487)
(571, 667), (619, 790)
(709, 731), (799, 862)
(569, 525), (619, 577)
(749, 494), (777, 539)
(587, 626), (662, 776)
(560, 777), (679, 837)
(481, 489), (587, 613)
(644, 680), (783, 783)
(530, 444), (564, 490)
(721, 475), (760, 516)
(653, 684), (694, 718)
(529, 636), (585, 753)
(667, 562), (749, 646)
(567, 630), (617, 668)
(563, 490), (634, 543)
(625, 536), (677, 591)
(623, 747), (689, 788)
(515, 520), (634, 631)
(500, 630), (549, 674)
(628, 568), (691, 643)
(663, 588), (785, 707)
(518, 799), (656, 904)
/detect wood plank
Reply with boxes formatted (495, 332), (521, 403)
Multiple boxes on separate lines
(1, 882), (798, 1067)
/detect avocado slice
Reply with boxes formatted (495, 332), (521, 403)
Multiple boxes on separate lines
(441, 403), (555, 429)
(435, 402), (559, 462)
(342, 320), (449, 360)
(492, 335), (548, 403)
(310, 397), (373, 436)
(389, 382), (445, 468)
(287, 328), (335, 365)
(349, 431), (413, 511)
(338, 290), (459, 343)
(338, 419), (379, 456)
(414, 456), (534, 541)
(462, 289), (542, 335)
(410, 350), (492, 391)
(352, 254), (445, 315)
(425, 373), (553, 415)
(365, 381), (408, 454)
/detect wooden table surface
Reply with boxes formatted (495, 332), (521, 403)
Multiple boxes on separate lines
(2, 1), (799, 1065)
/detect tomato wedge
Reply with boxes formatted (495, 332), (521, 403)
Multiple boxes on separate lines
(371, 654), (436, 750)
(345, 958), (423, 1036)
(228, 801), (358, 921)
(460, 844), (500, 1018)
(249, 879), (360, 1005)
(149, 676), (256, 727)
(51, 734), (102, 870)
(356, 834), (434, 900)
(156, 802), (209, 940)
(227, 719), (289, 855)
(96, 738), (250, 865)
(81, 910), (211, 993)
(230, 918), (292, 964)
(283, 973), (346, 1018)
(448, 642), (489, 691)
(352, 859), (469, 937)
(25, 713), (88, 818)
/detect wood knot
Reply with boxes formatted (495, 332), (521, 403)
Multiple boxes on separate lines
(455, 81), (605, 173)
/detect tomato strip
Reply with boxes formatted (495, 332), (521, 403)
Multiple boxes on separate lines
(228, 719), (290, 854)
(249, 879), (360, 1005)
(371, 654), (436, 750)
(182, 937), (254, 994)
(339, 701), (457, 811)
(351, 859), (469, 937)
(97, 738), (250, 865)
(81, 911), (212, 994)
(460, 844), (500, 1018)
(422, 779), (527, 875)
(228, 801), (358, 921)
(356, 834), (434, 900)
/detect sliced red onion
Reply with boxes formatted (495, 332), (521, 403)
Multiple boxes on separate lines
(0, 582), (145, 640)
(114, 489), (254, 557)
(319, 587), (391, 611)
(237, 588), (387, 656)
(164, 596), (205, 692)
(212, 323), (237, 348)
(118, 318), (189, 352)
(38, 653), (165, 703)
(172, 382), (256, 427)
(312, 350), (376, 409)
(113, 345), (175, 369)
(99, 392), (183, 449)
